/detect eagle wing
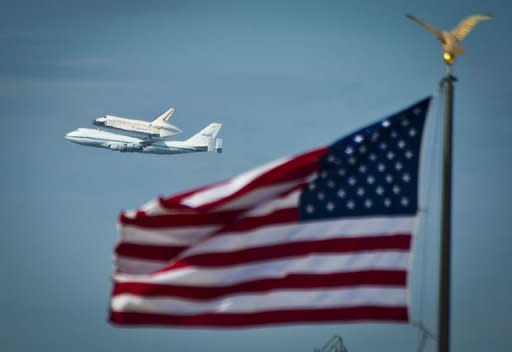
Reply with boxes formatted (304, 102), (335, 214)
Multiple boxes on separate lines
(451, 14), (493, 41)
(406, 14), (443, 40)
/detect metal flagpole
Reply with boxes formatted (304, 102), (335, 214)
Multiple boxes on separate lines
(405, 13), (493, 352)
(438, 69), (456, 352)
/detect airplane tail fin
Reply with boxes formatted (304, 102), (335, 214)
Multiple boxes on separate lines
(186, 123), (223, 147)
(152, 107), (175, 124)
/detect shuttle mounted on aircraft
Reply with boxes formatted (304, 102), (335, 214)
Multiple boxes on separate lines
(93, 107), (182, 137)
(65, 123), (223, 155)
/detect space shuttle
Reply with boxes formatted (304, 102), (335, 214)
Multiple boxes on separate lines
(93, 107), (182, 138)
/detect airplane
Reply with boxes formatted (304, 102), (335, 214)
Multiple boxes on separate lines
(65, 123), (223, 155)
(93, 107), (183, 137)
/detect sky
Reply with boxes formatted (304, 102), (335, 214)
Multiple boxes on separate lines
(1, 0), (511, 351)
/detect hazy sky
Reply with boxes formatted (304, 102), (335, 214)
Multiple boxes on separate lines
(1, 1), (511, 351)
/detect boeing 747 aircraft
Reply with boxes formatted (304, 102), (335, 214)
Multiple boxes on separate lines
(93, 107), (182, 137)
(65, 123), (223, 155)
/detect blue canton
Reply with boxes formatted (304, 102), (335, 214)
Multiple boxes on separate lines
(300, 97), (431, 220)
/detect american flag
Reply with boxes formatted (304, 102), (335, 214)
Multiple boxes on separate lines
(110, 97), (431, 327)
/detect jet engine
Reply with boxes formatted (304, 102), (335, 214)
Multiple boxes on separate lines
(110, 143), (141, 152)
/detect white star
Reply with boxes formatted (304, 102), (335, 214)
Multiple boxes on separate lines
(413, 107), (422, 115)
(378, 163), (386, 172)
(359, 145), (367, 154)
(327, 180), (336, 188)
(348, 176), (357, 186)
(391, 130), (398, 138)
(382, 120), (391, 127)
(402, 173), (411, 182)
(354, 134), (364, 143)
(376, 186), (384, 195)
(338, 168), (346, 176)
(401, 197), (409, 206)
(327, 154), (336, 163)
(393, 185), (401, 194)
(357, 187), (365, 196)
(367, 175), (375, 184)
(398, 140), (406, 149)
(364, 199), (373, 208)
(317, 192), (325, 200)
(402, 118), (410, 126)
(371, 132), (380, 141)
(326, 202), (335, 211)
(387, 151), (395, 160)
(347, 200), (355, 209)
(320, 171), (328, 179)
(306, 205), (315, 213)
(384, 198), (392, 207)
(345, 146), (354, 155)
(337, 189), (346, 198)
(348, 156), (357, 165)
(359, 164), (367, 173)
(369, 153), (377, 161)
(386, 174), (393, 183)
(308, 183), (316, 191)
(409, 128), (417, 137)
(379, 142), (388, 150)
(395, 162), (403, 170)
(405, 150), (414, 159)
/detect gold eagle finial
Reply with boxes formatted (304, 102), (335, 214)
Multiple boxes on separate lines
(406, 13), (493, 65)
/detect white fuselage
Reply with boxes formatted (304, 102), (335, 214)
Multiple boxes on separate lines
(65, 128), (214, 154)
(94, 115), (182, 137)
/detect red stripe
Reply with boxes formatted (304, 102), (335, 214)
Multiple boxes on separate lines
(110, 306), (408, 327)
(197, 148), (327, 210)
(161, 234), (411, 271)
(115, 243), (186, 261)
(119, 209), (242, 228)
(157, 147), (327, 212)
(113, 270), (407, 299)
(218, 207), (299, 233)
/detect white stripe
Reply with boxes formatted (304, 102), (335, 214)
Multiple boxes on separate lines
(183, 216), (415, 257)
(116, 256), (167, 275)
(122, 180), (301, 219)
(114, 251), (410, 285)
(244, 189), (300, 216)
(216, 180), (303, 211)
(120, 225), (221, 246)
(111, 287), (407, 314)
(122, 199), (167, 218)
(182, 157), (290, 207)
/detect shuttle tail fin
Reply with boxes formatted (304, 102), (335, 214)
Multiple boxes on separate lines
(186, 123), (223, 146)
(152, 108), (175, 124)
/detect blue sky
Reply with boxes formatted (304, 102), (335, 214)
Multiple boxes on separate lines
(1, 1), (511, 351)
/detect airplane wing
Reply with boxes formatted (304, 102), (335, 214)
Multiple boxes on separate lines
(137, 138), (157, 147)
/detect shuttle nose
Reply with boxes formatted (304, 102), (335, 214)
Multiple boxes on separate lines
(94, 116), (106, 126)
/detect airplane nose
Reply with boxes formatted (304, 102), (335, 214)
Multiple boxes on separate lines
(65, 131), (78, 141)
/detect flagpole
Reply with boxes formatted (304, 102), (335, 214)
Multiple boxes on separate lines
(438, 68), (456, 352)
